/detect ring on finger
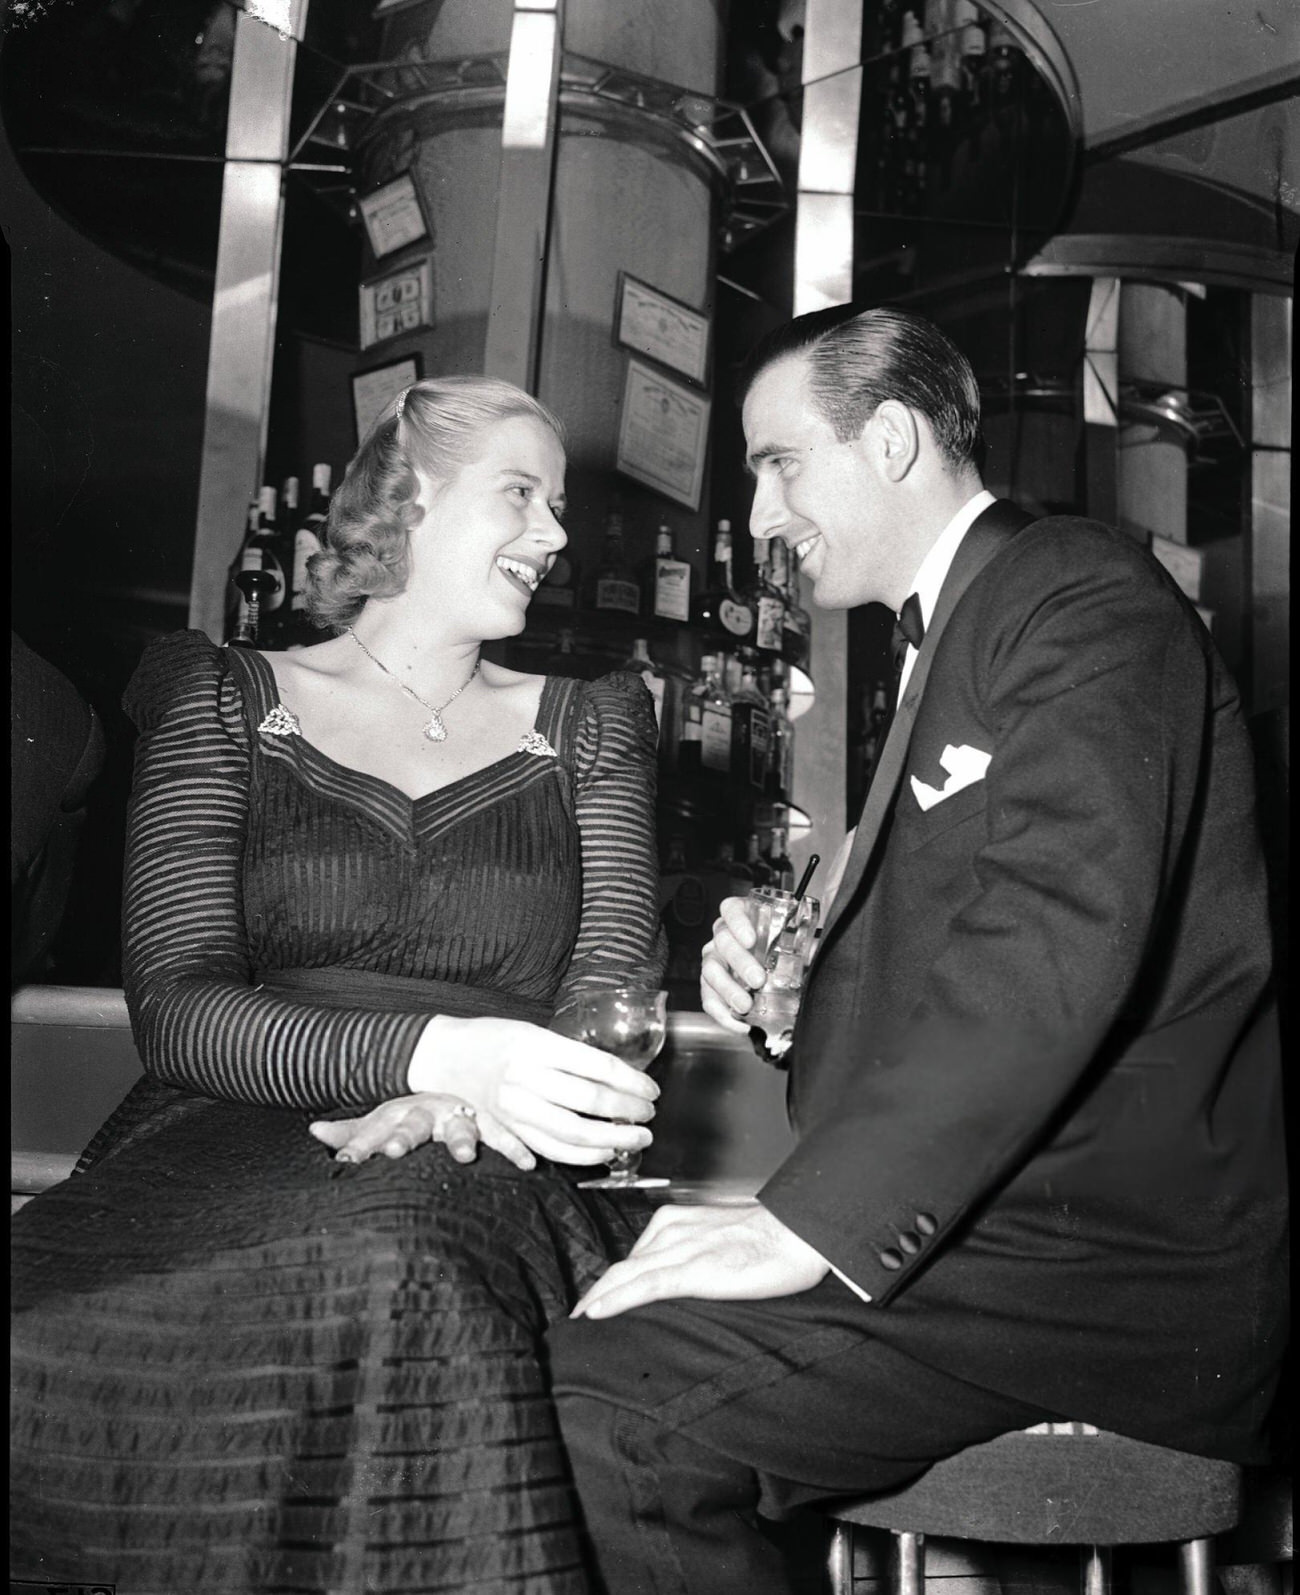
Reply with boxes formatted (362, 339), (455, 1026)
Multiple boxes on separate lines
(449, 1103), (477, 1123)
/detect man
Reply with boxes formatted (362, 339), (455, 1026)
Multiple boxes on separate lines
(547, 307), (1288, 1594)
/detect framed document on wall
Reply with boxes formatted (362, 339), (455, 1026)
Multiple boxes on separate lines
(614, 273), (711, 387)
(360, 258), (434, 349)
(357, 172), (430, 260)
(616, 359), (711, 510)
(350, 354), (423, 443)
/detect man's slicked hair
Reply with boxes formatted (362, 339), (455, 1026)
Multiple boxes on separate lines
(743, 305), (984, 472)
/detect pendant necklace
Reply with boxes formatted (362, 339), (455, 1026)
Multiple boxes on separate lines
(345, 626), (480, 743)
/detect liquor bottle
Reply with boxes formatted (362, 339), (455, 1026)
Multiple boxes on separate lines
(691, 520), (754, 643)
(228, 499), (260, 646)
(709, 838), (751, 887)
(956, 0), (986, 108)
(231, 486), (287, 648)
(533, 547), (581, 611)
(289, 463), (330, 645)
(863, 681), (891, 779)
(988, 19), (1018, 108)
(280, 474), (300, 544)
(766, 685), (795, 801)
(749, 538), (786, 654)
(772, 539), (811, 668)
(677, 666), (706, 777)
(643, 520), (692, 622)
(686, 652), (732, 779)
(743, 832), (773, 889)
(764, 823), (795, 892)
(730, 652), (771, 792)
(591, 505), (640, 616)
(621, 638), (668, 736)
(543, 627), (588, 679)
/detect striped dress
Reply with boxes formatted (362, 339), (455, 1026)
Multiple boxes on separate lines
(11, 630), (666, 1595)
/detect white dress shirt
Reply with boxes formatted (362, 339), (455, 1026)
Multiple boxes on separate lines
(896, 489), (995, 703)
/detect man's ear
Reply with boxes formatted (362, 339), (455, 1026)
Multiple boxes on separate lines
(873, 400), (920, 481)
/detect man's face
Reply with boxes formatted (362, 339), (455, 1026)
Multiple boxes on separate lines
(742, 355), (895, 610)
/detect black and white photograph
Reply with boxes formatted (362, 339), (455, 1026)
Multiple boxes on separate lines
(6, 3), (1295, 1594)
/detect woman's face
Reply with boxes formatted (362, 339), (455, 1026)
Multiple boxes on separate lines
(411, 413), (568, 641)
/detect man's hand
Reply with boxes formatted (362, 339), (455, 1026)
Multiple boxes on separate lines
(570, 1203), (829, 1319)
(700, 896), (770, 1034)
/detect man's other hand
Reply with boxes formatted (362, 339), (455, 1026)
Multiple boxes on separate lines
(570, 1203), (829, 1319)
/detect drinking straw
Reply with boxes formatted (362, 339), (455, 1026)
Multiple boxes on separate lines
(792, 853), (820, 904)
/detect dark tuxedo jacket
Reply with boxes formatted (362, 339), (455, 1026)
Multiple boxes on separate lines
(759, 505), (1288, 1463)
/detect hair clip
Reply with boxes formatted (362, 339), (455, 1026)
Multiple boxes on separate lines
(394, 387), (409, 423)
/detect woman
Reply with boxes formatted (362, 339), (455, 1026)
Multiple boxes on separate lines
(11, 377), (666, 1593)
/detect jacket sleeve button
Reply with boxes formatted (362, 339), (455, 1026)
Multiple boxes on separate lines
(915, 1213), (938, 1236)
(899, 1231), (921, 1254)
(879, 1249), (903, 1270)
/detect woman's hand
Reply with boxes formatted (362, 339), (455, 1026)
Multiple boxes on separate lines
(700, 896), (768, 1034)
(407, 1015), (659, 1167)
(309, 1093), (536, 1169)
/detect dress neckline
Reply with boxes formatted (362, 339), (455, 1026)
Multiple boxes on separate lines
(228, 645), (564, 811)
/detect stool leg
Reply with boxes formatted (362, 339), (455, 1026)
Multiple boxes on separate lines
(1179, 1538), (1216, 1595)
(827, 1524), (853, 1595)
(895, 1530), (926, 1595)
(1082, 1545), (1113, 1595)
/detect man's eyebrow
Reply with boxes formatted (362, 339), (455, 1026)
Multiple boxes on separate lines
(744, 444), (790, 478)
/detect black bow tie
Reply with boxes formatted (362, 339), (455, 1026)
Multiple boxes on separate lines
(891, 593), (925, 672)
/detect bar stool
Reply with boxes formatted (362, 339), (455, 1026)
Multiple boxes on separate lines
(825, 1422), (1242, 1595)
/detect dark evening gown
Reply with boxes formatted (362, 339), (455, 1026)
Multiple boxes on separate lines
(11, 630), (666, 1595)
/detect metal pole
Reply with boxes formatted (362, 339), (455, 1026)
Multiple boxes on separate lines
(484, 0), (563, 394)
(188, 1), (308, 640)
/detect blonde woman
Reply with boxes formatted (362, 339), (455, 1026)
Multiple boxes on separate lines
(12, 377), (666, 1594)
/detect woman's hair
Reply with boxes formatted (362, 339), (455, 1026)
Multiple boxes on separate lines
(741, 304), (984, 472)
(306, 375), (565, 630)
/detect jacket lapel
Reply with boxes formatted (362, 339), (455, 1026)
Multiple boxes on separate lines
(819, 500), (1035, 943)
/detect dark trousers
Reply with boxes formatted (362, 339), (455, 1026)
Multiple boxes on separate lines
(548, 1278), (1055, 1595)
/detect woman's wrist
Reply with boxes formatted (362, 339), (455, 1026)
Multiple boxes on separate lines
(407, 1013), (472, 1095)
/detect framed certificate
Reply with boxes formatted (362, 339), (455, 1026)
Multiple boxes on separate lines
(616, 359), (711, 510)
(351, 353), (423, 443)
(357, 172), (430, 260)
(360, 257), (434, 349)
(614, 273), (711, 387)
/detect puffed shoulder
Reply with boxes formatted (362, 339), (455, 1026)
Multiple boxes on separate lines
(573, 670), (660, 780)
(122, 629), (246, 743)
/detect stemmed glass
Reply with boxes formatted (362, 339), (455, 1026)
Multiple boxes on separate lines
(565, 986), (669, 1190)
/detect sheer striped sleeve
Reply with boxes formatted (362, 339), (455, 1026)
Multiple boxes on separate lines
(120, 632), (426, 1110)
(553, 672), (668, 1020)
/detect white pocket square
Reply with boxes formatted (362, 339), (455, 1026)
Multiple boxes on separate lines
(910, 743), (992, 812)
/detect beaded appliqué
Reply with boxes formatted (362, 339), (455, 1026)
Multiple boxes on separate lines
(258, 705), (301, 737)
(517, 730), (557, 758)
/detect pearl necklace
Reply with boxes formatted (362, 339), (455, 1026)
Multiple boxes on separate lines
(345, 627), (480, 743)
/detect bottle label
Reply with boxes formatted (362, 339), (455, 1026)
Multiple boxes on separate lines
(654, 559), (691, 622)
(719, 598), (753, 637)
(681, 701), (703, 743)
(701, 706), (731, 771)
(756, 596), (783, 651)
(668, 873), (707, 929)
(595, 577), (640, 615)
(748, 710), (770, 788)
